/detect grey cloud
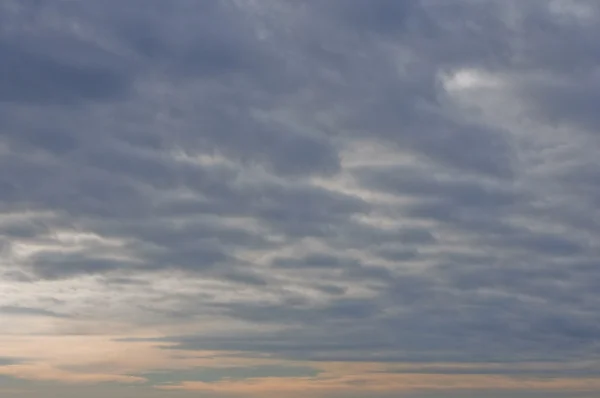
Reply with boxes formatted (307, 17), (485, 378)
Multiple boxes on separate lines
(355, 164), (525, 247)
(381, 364), (600, 379)
(503, 233), (585, 257)
(22, 241), (231, 280)
(112, 1), (274, 79)
(102, 277), (150, 287)
(270, 252), (397, 286)
(127, 299), (599, 360)
(137, 263), (600, 363)
(218, 270), (269, 287)
(0, 39), (130, 105)
(211, 297), (381, 325)
(331, 224), (437, 251)
(0, 357), (21, 366)
(375, 248), (418, 262)
(203, 116), (340, 178)
(356, 165), (518, 207)
(0, 219), (51, 239)
(111, 2), (340, 178)
(138, 364), (321, 386)
(355, 164), (587, 263)
(343, 264), (395, 282)
(318, 0), (420, 34)
(313, 284), (348, 296)
(24, 251), (131, 280)
(2, 0), (600, 380)
(0, 305), (68, 318)
(271, 253), (361, 270)
(266, 133), (341, 177)
(522, 77), (600, 134)
(505, 4), (600, 130)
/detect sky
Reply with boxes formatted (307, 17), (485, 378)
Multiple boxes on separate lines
(1, 0), (600, 397)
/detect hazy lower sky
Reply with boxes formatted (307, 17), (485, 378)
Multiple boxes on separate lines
(1, 1), (600, 397)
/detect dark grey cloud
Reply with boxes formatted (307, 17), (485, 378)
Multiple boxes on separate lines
(24, 251), (132, 279)
(318, 0), (420, 33)
(375, 248), (418, 262)
(218, 269), (269, 287)
(0, 0), (134, 106)
(0, 41), (130, 105)
(146, 291), (600, 364)
(380, 364), (600, 379)
(271, 253), (361, 270)
(313, 284), (348, 296)
(1, 0), (600, 386)
(205, 298), (379, 326)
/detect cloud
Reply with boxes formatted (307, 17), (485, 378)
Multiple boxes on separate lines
(0, 42), (130, 105)
(1, 0), (600, 396)
(0, 306), (68, 318)
(0, 357), (21, 366)
(139, 365), (321, 386)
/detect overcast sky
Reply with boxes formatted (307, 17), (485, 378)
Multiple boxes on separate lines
(1, 0), (600, 397)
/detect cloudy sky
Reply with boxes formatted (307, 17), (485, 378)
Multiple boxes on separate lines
(1, 0), (600, 397)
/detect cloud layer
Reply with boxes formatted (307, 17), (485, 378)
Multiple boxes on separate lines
(1, 0), (600, 397)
